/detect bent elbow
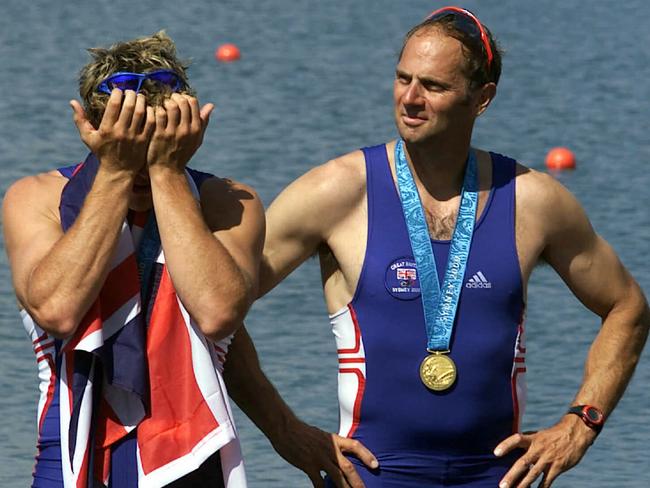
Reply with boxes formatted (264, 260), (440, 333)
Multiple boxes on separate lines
(29, 306), (78, 339)
(194, 306), (246, 342)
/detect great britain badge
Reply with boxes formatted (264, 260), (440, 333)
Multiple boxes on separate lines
(385, 257), (421, 300)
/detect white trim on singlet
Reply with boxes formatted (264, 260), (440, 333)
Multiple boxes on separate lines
(329, 305), (367, 438)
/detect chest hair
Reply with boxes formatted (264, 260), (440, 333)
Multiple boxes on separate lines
(424, 208), (457, 241)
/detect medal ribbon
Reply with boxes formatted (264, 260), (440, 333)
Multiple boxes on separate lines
(394, 139), (478, 351)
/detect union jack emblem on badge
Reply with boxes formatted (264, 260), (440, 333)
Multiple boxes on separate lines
(397, 268), (417, 280)
(386, 257), (421, 300)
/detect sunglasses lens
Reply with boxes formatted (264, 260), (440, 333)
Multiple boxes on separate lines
(148, 71), (182, 91)
(426, 9), (492, 70)
(106, 74), (141, 91)
(431, 11), (481, 42)
(97, 70), (184, 95)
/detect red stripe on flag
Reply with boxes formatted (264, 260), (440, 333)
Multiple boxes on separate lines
(138, 268), (220, 474)
(99, 255), (140, 319)
(75, 438), (92, 488)
(94, 446), (111, 487)
(64, 303), (102, 352)
(94, 397), (130, 483)
(64, 255), (138, 354)
(95, 398), (130, 449)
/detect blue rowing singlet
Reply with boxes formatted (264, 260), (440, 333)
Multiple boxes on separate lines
(328, 144), (526, 487)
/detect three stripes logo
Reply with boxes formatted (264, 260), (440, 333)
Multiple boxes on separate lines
(466, 271), (492, 289)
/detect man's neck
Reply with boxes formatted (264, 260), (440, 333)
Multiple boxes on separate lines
(403, 139), (472, 201)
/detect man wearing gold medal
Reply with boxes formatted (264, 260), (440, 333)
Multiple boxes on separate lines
(223, 6), (650, 488)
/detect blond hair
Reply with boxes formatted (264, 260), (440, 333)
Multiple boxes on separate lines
(79, 31), (195, 127)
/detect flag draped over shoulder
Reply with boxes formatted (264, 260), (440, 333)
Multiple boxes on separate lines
(32, 153), (247, 487)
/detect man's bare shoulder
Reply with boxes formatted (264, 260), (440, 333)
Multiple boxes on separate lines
(289, 149), (367, 205)
(3, 170), (67, 217)
(514, 162), (588, 232)
(515, 163), (562, 198)
(199, 176), (264, 233)
(263, 149), (367, 246)
(200, 175), (261, 207)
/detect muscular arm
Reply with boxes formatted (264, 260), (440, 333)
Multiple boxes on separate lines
(545, 213), (648, 418)
(2, 90), (153, 337)
(259, 165), (344, 296)
(147, 94), (264, 341)
(497, 170), (650, 488)
(224, 154), (377, 486)
(3, 171), (133, 337)
(149, 170), (264, 340)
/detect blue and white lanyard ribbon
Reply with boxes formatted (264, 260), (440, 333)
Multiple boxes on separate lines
(394, 139), (478, 352)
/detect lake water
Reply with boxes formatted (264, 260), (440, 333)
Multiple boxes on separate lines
(1, 0), (649, 486)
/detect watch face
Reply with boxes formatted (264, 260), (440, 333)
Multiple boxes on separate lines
(585, 407), (603, 423)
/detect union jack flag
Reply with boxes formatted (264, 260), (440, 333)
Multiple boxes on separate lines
(397, 268), (417, 281)
(25, 154), (246, 487)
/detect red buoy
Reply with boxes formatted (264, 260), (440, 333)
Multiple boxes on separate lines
(545, 147), (576, 170)
(215, 43), (241, 62)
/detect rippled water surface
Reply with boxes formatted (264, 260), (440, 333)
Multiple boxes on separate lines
(1, 0), (649, 486)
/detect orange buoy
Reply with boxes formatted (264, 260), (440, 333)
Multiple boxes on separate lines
(545, 147), (576, 170)
(215, 43), (241, 62)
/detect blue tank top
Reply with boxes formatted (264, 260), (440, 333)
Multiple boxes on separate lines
(331, 144), (526, 486)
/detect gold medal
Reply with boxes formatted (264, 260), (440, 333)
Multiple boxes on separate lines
(420, 352), (457, 391)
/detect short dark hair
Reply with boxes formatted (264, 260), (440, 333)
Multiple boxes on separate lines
(399, 15), (503, 90)
(78, 31), (195, 127)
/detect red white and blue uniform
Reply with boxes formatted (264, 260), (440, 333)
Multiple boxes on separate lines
(24, 157), (246, 488)
(330, 144), (526, 487)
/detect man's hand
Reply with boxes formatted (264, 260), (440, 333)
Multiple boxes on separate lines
(272, 420), (377, 488)
(70, 89), (154, 174)
(494, 416), (596, 488)
(147, 93), (213, 172)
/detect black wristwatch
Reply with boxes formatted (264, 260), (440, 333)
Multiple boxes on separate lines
(567, 405), (605, 433)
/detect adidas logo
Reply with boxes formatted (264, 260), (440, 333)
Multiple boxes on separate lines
(466, 271), (492, 289)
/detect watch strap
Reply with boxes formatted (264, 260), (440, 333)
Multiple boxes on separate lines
(567, 405), (604, 433)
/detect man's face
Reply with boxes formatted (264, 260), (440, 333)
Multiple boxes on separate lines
(393, 29), (482, 146)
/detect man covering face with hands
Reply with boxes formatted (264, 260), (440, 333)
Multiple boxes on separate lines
(3, 31), (264, 488)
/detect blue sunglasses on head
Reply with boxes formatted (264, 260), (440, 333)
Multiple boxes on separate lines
(96, 69), (184, 95)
